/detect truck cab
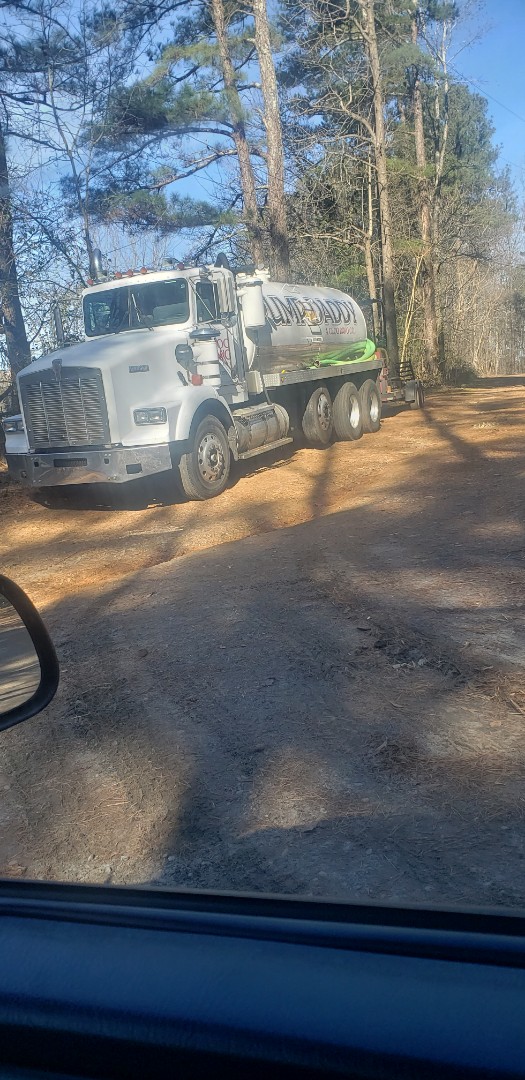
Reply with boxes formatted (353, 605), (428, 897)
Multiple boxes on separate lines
(82, 265), (249, 401)
(5, 265), (253, 495)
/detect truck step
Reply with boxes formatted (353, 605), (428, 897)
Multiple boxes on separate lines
(238, 437), (293, 461)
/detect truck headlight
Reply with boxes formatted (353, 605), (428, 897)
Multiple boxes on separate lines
(133, 407), (167, 425)
(2, 417), (24, 433)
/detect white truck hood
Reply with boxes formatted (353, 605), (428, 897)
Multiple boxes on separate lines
(15, 326), (206, 450)
(16, 327), (189, 378)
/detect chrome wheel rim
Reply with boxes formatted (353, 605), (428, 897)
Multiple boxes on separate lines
(197, 432), (226, 483)
(317, 392), (332, 432)
(350, 398), (360, 428)
(370, 394), (379, 423)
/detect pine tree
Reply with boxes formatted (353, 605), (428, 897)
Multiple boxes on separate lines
(85, 0), (266, 264)
(210, 0), (265, 266)
(252, 0), (290, 276)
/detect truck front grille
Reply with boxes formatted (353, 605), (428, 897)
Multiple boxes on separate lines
(20, 366), (110, 450)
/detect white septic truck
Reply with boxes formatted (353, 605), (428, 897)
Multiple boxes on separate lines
(4, 254), (388, 500)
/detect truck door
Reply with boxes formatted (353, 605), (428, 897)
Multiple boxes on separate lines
(194, 274), (244, 386)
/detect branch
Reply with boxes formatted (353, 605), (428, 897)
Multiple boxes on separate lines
(189, 192), (243, 262)
(136, 147), (238, 191)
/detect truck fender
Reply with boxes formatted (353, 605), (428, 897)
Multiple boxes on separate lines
(169, 387), (236, 454)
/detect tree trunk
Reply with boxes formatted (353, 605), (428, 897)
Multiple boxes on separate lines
(0, 126), (31, 377)
(358, 0), (400, 374)
(364, 156), (380, 339)
(412, 16), (440, 380)
(210, 0), (264, 266)
(251, 0), (290, 279)
(432, 20), (450, 379)
(364, 236), (380, 339)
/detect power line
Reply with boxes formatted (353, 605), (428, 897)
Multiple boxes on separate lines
(450, 63), (525, 126)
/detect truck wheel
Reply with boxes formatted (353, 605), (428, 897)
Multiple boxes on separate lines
(302, 385), (333, 446)
(179, 415), (230, 500)
(359, 379), (382, 433)
(333, 381), (363, 441)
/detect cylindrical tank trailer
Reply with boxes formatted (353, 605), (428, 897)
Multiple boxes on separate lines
(237, 272), (369, 373)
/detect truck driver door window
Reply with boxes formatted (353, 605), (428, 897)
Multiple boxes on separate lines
(196, 281), (220, 323)
(195, 279), (237, 381)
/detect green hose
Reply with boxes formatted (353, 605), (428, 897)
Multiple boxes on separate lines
(311, 338), (377, 368)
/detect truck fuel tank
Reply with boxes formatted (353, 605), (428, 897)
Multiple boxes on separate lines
(233, 402), (290, 455)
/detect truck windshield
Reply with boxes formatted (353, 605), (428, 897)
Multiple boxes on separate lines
(83, 278), (189, 336)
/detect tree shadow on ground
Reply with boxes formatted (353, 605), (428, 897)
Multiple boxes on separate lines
(23, 445), (307, 512)
(13, 397), (416, 514)
(471, 376), (525, 389)
(3, 389), (525, 908)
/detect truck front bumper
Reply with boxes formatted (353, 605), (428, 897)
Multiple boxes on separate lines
(6, 445), (173, 487)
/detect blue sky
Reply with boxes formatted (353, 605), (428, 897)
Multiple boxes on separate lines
(455, 0), (525, 187)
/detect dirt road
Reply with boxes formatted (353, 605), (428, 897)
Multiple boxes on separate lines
(1, 380), (525, 905)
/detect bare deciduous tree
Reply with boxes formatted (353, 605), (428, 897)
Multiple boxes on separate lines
(411, 10), (440, 378)
(357, 0), (400, 373)
(0, 126), (31, 375)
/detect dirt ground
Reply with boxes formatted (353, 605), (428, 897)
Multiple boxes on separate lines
(1, 379), (525, 906)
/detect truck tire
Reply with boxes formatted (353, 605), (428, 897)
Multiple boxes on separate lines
(333, 381), (363, 441)
(302, 385), (333, 446)
(179, 415), (231, 500)
(359, 379), (382, 433)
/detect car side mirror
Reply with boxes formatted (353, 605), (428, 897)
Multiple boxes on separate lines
(0, 576), (59, 731)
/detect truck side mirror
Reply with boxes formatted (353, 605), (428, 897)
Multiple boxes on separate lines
(0, 576), (59, 731)
(175, 343), (194, 369)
